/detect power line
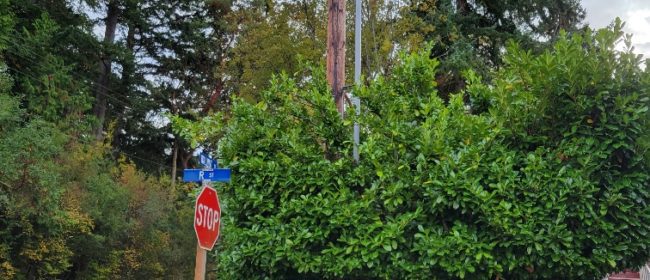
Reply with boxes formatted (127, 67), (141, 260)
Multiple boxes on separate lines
(2, 40), (240, 112)
(2, 37), (211, 170)
(119, 150), (176, 171)
(4, 63), (116, 114)
(2, 64), (178, 172)
(2, 45), (133, 109)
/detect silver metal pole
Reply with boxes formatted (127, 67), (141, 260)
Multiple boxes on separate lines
(354, 0), (361, 84)
(352, 97), (360, 162)
(353, 0), (362, 163)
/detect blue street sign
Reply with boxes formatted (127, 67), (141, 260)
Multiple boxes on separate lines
(183, 169), (231, 182)
(199, 152), (218, 169)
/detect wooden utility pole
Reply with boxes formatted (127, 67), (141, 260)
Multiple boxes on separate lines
(326, 0), (346, 116)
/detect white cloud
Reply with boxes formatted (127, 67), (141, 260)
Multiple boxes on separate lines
(625, 9), (650, 56)
(582, 0), (650, 60)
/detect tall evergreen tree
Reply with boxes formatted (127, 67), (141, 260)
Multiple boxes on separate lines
(118, 0), (235, 173)
(4, 0), (96, 126)
(401, 0), (585, 94)
(0, 2), (198, 278)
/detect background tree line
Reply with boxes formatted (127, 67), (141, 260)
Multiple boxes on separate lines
(4, 0), (588, 177)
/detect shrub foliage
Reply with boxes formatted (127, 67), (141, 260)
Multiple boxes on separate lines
(190, 23), (650, 279)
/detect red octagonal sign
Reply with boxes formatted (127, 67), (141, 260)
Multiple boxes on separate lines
(194, 186), (221, 250)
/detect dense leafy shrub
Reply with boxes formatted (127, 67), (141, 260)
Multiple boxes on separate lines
(190, 23), (650, 279)
(0, 71), (196, 279)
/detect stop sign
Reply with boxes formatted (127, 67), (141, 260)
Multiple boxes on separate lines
(194, 185), (221, 250)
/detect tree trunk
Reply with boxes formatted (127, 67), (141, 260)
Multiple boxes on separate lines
(113, 16), (135, 152)
(93, 0), (120, 139)
(301, 0), (317, 42)
(202, 79), (223, 114)
(326, 0), (346, 116)
(456, 0), (469, 15)
(182, 150), (193, 169)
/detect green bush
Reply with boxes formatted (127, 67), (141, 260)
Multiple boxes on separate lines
(0, 67), (196, 279)
(194, 22), (650, 279)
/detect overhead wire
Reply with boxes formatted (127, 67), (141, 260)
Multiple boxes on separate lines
(2, 62), (176, 171)
(2, 38), (245, 112)
(0, 2), (223, 174)
(2, 42), (133, 109)
(1, 54), (181, 173)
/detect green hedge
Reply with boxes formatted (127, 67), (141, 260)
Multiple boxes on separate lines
(192, 22), (650, 279)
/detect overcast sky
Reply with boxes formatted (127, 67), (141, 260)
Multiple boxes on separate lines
(582, 0), (650, 59)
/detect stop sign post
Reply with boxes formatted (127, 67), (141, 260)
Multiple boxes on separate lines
(183, 152), (230, 280)
(194, 185), (221, 250)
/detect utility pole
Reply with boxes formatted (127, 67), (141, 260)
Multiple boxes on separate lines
(326, 0), (346, 116)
